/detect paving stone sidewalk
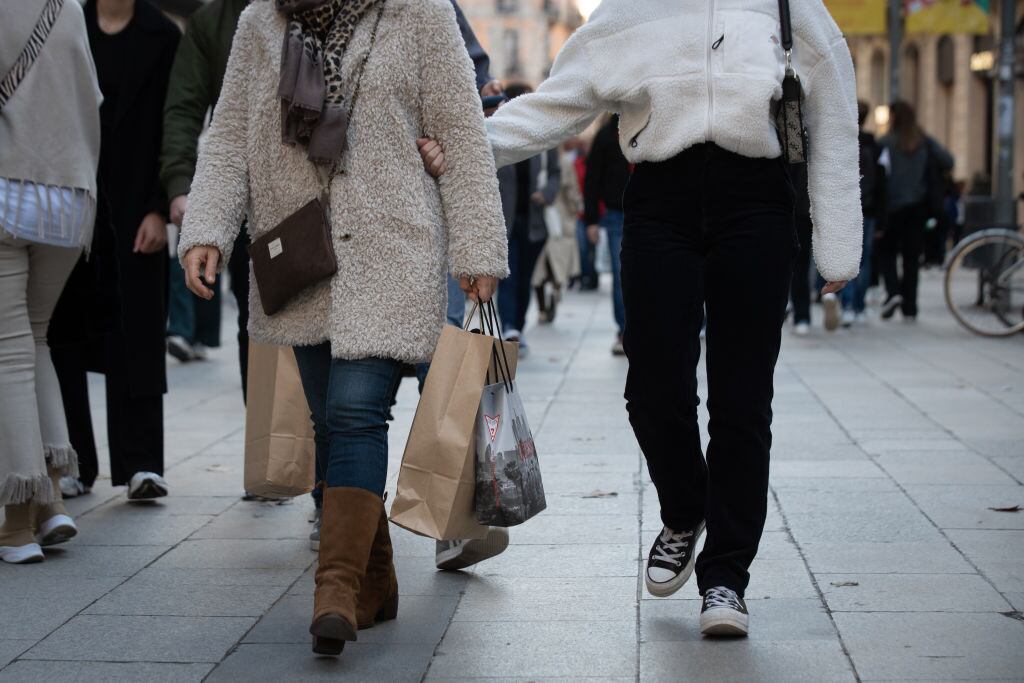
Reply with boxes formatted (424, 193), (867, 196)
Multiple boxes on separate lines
(1, 271), (1023, 682)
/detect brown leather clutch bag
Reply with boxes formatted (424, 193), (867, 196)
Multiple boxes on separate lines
(249, 198), (337, 316)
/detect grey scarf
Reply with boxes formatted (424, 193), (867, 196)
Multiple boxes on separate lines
(276, 0), (376, 165)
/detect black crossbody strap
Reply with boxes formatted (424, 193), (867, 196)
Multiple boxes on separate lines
(778, 0), (793, 53)
(0, 0), (66, 111)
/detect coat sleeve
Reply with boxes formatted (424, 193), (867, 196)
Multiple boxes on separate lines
(803, 37), (863, 283)
(177, 9), (252, 269)
(485, 30), (605, 169)
(417, 0), (508, 280)
(160, 15), (214, 201)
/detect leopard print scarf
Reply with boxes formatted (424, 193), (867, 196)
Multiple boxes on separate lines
(276, 0), (377, 165)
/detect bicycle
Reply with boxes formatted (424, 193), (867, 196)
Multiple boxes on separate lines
(944, 227), (1024, 337)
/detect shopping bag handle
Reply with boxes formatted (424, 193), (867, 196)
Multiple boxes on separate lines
(482, 300), (514, 393)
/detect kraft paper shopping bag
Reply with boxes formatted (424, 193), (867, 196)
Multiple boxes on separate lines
(243, 343), (316, 498)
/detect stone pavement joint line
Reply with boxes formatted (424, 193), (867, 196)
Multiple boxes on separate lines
(1, 272), (1022, 682)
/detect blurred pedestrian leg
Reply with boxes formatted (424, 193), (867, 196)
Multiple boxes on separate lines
(166, 258), (222, 361)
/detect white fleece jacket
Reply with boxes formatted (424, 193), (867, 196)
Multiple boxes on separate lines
(486, 0), (862, 282)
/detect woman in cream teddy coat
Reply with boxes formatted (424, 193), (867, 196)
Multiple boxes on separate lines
(178, 0), (507, 657)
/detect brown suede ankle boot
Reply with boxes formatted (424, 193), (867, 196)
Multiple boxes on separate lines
(31, 467), (77, 547)
(310, 487), (383, 656)
(356, 508), (399, 629)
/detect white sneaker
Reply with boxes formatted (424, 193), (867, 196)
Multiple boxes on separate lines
(166, 335), (195, 363)
(59, 475), (90, 499)
(854, 311), (869, 325)
(822, 293), (840, 331)
(793, 322), (810, 336)
(310, 508), (321, 552)
(0, 542), (44, 564)
(127, 472), (169, 501)
(36, 514), (78, 547)
(192, 343), (209, 361)
(841, 309), (855, 328)
(435, 527), (510, 570)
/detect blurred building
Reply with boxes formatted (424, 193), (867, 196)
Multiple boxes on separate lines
(458, 0), (585, 86)
(845, 0), (1024, 201)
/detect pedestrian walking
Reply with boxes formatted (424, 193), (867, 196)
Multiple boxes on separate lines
(162, 0), (250, 373)
(878, 100), (954, 321)
(48, 0), (179, 503)
(787, 164), (841, 333)
(495, 84), (560, 356)
(584, 114), (631, 354)
(840, 101), (888, 326)
(462, 0), (862, 637)
(178, 0), (507, 657)
(0, 0), (101, 562)
(532, 141), (583, 324)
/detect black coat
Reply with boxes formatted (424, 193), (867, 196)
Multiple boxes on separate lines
(497, 148), (561, 244)
(50, 0), (180, 397)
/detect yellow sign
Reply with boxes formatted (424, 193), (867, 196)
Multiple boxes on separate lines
(906, 0), (990, 35)
(823, 0), (887, 35)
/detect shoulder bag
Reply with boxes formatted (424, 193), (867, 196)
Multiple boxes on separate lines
(774, 0), (809, 165)
(250, 1), (385, 316)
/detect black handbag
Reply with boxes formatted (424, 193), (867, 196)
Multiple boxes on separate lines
(249, 1), (384, 316)
(775, 0), (809, 165)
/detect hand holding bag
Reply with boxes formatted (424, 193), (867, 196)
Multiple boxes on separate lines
(390, 305), (519, 540)
(249, 2), (385, 316)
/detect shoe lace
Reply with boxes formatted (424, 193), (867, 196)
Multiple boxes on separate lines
(704, 586), (742, 610)
(652, 527), (694, 566)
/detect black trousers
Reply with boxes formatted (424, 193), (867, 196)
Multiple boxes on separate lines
(51, 347), (100, 488)
(621, 145), (796, 597)
(52, 331), (164, 487)
(789, 212), (814, 324)
(881, 202), (927, 316)
(228, 230), (251, 402)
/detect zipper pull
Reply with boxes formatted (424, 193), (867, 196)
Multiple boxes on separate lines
(712, 34), (724, 50)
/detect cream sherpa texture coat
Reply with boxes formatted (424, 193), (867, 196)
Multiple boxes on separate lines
(178, 0), (508, 363)
(485, 0), (862, 283)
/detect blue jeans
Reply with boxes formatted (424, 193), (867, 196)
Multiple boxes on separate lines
(841, 217), (875, 313)
(167, 258), (221, 347)
(293, 345), (403, 499)
(498, 216), (546, 334)
(602, 210), (626, 334)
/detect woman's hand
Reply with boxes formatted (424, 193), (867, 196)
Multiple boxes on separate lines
(460, 275), (498, 303)
(184, 245), (221, 300)
(417, 138), (447, 178)
(821, 280), (848, 295)
(133, 212), (168, 254)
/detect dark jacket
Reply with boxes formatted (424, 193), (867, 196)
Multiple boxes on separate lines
(50, 0), (179, 397)
(160, 0), (247, 199)
(859, 131), (887, 226)
(160, 0), (491, 200)
(583, 116), (630, 226)
(497, 148), (561, 243)
(880, 133), (954, 212)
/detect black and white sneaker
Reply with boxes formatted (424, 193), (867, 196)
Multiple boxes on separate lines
(645, 522), (705, 597)
(435, 527), (510, 570)
(700, 586), (749, 637)
(127, 472), (169, 501)
(881, 294), (903, 320)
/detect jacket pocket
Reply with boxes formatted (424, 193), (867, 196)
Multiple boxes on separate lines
(719, 10), (785, 81)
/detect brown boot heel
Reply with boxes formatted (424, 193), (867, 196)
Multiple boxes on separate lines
(375, 592), (399, 624)
(310, 613), (357, 655)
